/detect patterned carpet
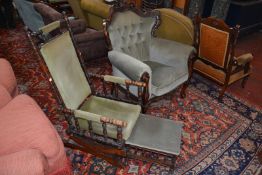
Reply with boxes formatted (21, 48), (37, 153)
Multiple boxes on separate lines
(0, 24), (261, 175)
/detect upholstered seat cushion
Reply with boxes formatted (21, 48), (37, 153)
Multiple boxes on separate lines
(0, 59), (18, 97)
(79, 96), (141, 140)
(0, 94), (67, 174)
(144, 61), (188, 96)
(194, 59), (251, 85)
(144, 61), (187, 88)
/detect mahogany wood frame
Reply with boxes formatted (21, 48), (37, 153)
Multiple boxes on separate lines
(189, 16), (251, 99)
(27, 18), (177, 170)
(103, 4), (192, 110)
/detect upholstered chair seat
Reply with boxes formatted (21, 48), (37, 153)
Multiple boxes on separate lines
(79, 96), (141, 140)
(194, 54), (253, 85)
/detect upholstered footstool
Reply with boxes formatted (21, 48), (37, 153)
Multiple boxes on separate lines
(126, 114), (183, 172)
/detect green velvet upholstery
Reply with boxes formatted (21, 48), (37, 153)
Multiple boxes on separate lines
(108, 11), (155, 62)
(78, 96), (141, 140)
(108, 10), (195, 98)
(40, 31), (91, 110)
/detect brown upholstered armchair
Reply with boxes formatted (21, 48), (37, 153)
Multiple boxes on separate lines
(189, 16), (253, 99)
(33, 2), (108, 61)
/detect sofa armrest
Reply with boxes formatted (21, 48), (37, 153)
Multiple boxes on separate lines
(0, 149), (48, 175)
(0, 58), (18, 97)
(0, 84), (12, 108)
(108, 50), (152, 81)
(65, 19), (87, 34)
(149, 37), (195, 68)
(74, 30), (105, 43)
(74, 30), (108, 60)
(34, 2), (63, 24)
(81, 0), (111, 19)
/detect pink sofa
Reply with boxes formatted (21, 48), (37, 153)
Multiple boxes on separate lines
(0, 58), (71, 175)
(0, 59), (18, 97)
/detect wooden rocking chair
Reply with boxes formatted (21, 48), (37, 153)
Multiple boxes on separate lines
(29, 19), (183, 172)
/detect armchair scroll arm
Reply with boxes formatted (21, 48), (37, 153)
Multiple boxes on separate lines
(108, 50), (152, 81)
(233, 53), (253, 66)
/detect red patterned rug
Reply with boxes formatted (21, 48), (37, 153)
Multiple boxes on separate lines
(0, 24), (261, 175)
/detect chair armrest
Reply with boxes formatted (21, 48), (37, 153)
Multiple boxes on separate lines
(74, 110), (127, 127)
(234, 53), (253, 66)
(108, 50), (152, 81)
(88, 73), (147, 87)
(0, 149), (48, 175)
(149, 37), (195, 67)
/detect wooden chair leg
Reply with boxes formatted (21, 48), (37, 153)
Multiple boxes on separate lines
(180, 82), (188, 98)
(180, 53), (195, 98)
(241, 76), (249, 88)
(218, 85), (227, 100)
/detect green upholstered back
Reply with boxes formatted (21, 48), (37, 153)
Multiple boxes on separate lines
(108, 10), (155, 61)
(40, 31), (91, 110)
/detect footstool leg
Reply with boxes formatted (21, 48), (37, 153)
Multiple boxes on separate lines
(169, 155), (176, 174)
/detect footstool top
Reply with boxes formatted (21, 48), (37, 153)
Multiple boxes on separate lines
(126, 114), (183, 155)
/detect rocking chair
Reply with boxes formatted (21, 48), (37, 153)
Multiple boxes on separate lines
(31, 20), (183, 171)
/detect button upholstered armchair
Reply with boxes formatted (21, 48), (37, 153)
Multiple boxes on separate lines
(190, 16), (253, 99)
(104, 6), (195, 107)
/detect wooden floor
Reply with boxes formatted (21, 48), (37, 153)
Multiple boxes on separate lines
(227, 31), (262, 109)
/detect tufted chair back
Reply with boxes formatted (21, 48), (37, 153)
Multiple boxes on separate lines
(107, 10), (156, 62)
